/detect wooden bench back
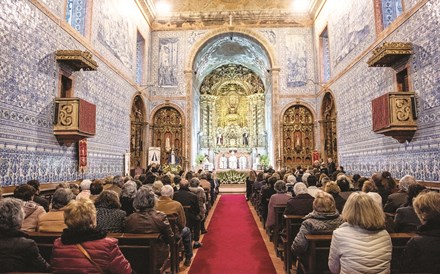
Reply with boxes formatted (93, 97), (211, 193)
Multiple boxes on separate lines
(283, 215), (305, 274)
(27, 231), (162, 274)
(304, 232), (415, 274)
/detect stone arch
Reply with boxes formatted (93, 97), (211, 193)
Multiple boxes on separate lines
(320, 91), (338, 164)
(281, 104), (315, 169)
(186, 27), (279, 71)
(130, 93), (147, 174)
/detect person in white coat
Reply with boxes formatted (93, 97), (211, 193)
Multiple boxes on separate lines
(328, 192), (392, 274)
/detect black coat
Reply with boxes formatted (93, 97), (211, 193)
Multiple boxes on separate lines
(284, 193), (314, 216)
(173, 187), (200, 225)
(0, 230), (50, 273)
(401, 219), (440, 273)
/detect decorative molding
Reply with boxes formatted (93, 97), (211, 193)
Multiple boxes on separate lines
(55, 50), (98, 71)
(367, 42), (413, 68)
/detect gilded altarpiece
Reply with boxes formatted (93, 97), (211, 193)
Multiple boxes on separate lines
(199, 64), (266, 169)
(321, 92), (338, 163)
(282, 105), (314, 168)
(151, 107), (183, 165)
(130, 96), (146, 169)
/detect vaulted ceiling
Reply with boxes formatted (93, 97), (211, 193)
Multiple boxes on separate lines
(143, 0), (325, 29)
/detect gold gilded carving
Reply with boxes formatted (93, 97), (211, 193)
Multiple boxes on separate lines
(282, 105), (314, 168)
(55, 50), (98, 71)
(367, 42), (413, 68)
(394, 98), (411, 121)
(152, 107), (183, 164)
(58, 104), (75, 126)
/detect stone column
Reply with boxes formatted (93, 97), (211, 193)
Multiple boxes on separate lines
(184, 70), (193, 171)
(271, 68), (281, 170)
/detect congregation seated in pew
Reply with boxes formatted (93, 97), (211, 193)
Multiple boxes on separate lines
(51, 198), (132, 273)
(38, 187), (75, 233)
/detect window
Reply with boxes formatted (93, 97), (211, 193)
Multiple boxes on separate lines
(65, 0), (87, 35)
(136, 32), (146, 85)
(319, 27), (331, 83)
(379, 0), (403, 29)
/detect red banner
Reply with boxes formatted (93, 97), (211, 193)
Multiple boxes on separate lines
(79, 139), (88, 171)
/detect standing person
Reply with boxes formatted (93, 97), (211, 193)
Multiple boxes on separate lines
(400, 191), (440, 273)
(328, 192), (392, 274)
(124, 187), (174, 273)
(327, 158), (336, 176)
(51, 199), (132, 274)
(246, 170), (257, 201)
(173, 178), (201, 251)
(0, 198), (50, 273)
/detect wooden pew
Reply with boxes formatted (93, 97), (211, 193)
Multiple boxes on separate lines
(302, 232), (415, 274)
(27, 231), (176, 274)
(282, 215), (305, 274)
(167, 215), (183, 273)
(272, 205), (287, 257)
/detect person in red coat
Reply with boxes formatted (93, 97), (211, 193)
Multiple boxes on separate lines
(51, 198), (132, 274)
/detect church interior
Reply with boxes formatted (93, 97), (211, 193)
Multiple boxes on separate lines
(1, 0), (440, 273)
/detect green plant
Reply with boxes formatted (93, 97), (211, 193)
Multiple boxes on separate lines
(260, 154), (270, 168)
(195, 154), (205, 165)
(216, 170), (247, 184)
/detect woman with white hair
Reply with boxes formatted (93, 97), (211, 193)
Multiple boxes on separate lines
(76, 179), (92, 200)
(284, 182), (315, 216)
(328, 192), (391, 274)
(124, 187), (174, 273)
(384, 174), (416, 213)
(0, 198), (50, 272)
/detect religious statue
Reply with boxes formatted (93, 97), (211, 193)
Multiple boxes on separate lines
(170, 150), (176, 165)
(217, 131), (223, 146)
(242, 132), (249, 146)
(219, 154), (227, 169)
(228, 152), (237, 169)
(165, 132), (172, 152)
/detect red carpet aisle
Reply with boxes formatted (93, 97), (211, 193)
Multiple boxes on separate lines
(188, 194), (277, 274)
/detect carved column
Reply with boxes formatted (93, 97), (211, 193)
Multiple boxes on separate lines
(184, 70), (193, 170)
(271, 68), (281, 170)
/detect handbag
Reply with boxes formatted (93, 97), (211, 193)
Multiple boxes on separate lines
(76, 243), (105, 274)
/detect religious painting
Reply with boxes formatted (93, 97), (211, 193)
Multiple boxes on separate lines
(332, 0), (370, 64)
(285, 34), (307, 87)
(158, 38), (179, 86)
(95, 0), (134, 70)
(282, 105), (314, 168)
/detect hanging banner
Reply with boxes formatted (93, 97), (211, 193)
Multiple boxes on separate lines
(148, 147), (161, 165)
(78, 139), (88, 171)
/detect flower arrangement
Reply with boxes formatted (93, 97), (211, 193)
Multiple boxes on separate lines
(195, 154), (205, 165)
(216, 170), (247, 184)
(259, 154), (270, 168)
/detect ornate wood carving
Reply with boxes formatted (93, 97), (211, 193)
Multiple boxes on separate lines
(152, 107), (183, 165)
(54, 98), (96, 145)
(321, 92), (337, 163)
(130, 96), (146, 169)
(282, 105), (314, 168)
(55, 50), (98, 71)
(367, 42), (413, 69)
(372, 92), (417, 143)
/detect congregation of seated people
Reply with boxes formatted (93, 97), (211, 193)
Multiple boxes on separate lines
(0, 165), (219, 273)
(247, 162), (440, 273)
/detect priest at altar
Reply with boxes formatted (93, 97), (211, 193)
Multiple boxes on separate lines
(228, 152), (238, 169)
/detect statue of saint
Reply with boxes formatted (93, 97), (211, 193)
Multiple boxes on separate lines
(242, 132), (249, 146)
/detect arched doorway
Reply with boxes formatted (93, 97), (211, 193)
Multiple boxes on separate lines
(151, 107), (183, 165)
(130, 95), (147, 173)
(282, 105), (314, 169)
(321, 92), (338, 163)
